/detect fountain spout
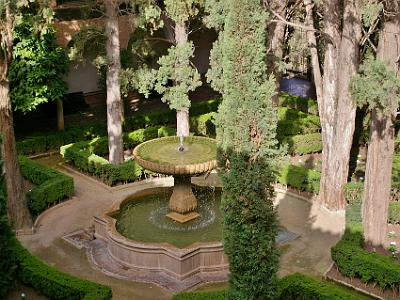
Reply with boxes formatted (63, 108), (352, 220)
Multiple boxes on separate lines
(178, 135), (185, 152)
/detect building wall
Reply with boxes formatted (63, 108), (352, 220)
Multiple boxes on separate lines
(66, 62), (100, 94)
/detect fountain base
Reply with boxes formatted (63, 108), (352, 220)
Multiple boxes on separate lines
(166, 211), (200, 223)
(168, 176), (199, 223)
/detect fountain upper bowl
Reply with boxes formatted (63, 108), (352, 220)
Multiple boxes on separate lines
(133, 136), (217, 176)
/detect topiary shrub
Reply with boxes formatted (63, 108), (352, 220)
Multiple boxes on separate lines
(279, 93), (319, 115)
(277, 107), (321, 136)
(280, 132), (322, 155)
(278, 273), (362, 300)
(331, 229), (400, 291)
(277, 164), (321, 193)
(14, 240), (112, 300)
(19, 156), (74, 217)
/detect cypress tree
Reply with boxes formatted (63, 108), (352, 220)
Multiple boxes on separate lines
(207, 0), (282, 298)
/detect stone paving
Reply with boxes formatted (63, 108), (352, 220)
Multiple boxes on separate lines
(17, 154), (346, 299)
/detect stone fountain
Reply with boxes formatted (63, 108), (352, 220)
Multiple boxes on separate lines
(133, 136), (217, 223)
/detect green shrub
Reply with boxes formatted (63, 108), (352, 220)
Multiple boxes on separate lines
(389, 202), (400, 224)
(19, 156), (74, 216)
(277, 107), (321, 136)
(281, 133), (322, 155)
(190, 112), (216, 137)
(61, 142), (143, 186)
(277, 164), (321, 193)
(172, 273), (364, 300)
(331, 229), (400, 290)
(279, 93), (319, 115)
(16, 124), (107, 155)
(278, 273), (361, 300)
(157, 126), (176, 137)
(123, 126), (159, 148)
(14, 240), (112, 300)
(172, 290), (226, 300)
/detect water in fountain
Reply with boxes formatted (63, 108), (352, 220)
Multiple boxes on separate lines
(115, 185), (299, 248)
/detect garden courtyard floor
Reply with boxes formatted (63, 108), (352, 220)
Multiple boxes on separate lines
(10, 154), (345, 300)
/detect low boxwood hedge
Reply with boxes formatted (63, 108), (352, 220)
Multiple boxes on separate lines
(277, 107), (321, 137)
(19, 156), (74, 217)
(277, 164), (321, 194)
(279, 92), (319, 115)
(61, 141), (143, 186)
(14, 239), (112, 300)
(281, 132), (322, 156)
(172, 273), (363, 300)
(17, 98), (222, 156)
(331, 229), (400, 291)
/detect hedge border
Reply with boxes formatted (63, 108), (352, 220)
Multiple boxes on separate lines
(19, 156), (74, 217)
(14, 239), (112, 300)
(172, 273), (364, 300)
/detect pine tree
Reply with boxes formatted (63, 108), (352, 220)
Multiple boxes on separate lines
(207, 0), (282, 298)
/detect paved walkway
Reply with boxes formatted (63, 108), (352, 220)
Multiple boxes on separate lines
(17, 154), (345, 299)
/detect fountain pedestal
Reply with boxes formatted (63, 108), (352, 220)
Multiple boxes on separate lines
(167, 176), (200, 223)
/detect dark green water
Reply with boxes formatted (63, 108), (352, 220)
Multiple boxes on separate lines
(116, 187), (222, 248)
(115, 186), (300, 249)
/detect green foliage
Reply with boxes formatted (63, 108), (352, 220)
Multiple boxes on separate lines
(16, 123), (106, 155)
(172, 290), (226, 300)
(61, 141), (143, 186)
(154, 42), (202, 110)
(277, 107), (321, 136)
(277, 164), (321, 194)
(208, 0), (283, 297)
(10, 16), (68, 112)
(281, 133), (322, 155)
(0, 136), (17, 297)
(331, 229), (400, 290)
(164, 0), (202, 25)
(14, 240), (112, 300)
(351, 57), (400, 115)
(190, 112), (216, 137)
(278, 273), (362, 300)
(172, 273), (365, 300)
(123, 126), (159, 148)
(16, 99), (222, 155)
(19, 156), (74, 216)
(279, 93), (319, 115)
(220, 154), (280, 300)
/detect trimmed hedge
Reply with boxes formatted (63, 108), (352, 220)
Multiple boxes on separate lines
(277, 164), (321, 194)
(16, 98), (221, 156)
(190, 112), (216, 137)
(14, 239), (112, 300)
(278, 273), (362, 300)
(172, 273), (364, 300)
(19, 156), (74, 217)
(277, 107), (321, 136)
(61, 142), (143, 186)
(281, 132), (322, 155)
(279, 92), (319, 115)
(331, 229), (400, 290)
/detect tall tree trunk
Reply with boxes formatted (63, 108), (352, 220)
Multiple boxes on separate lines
(175, 23), (190, 137)
(362, 6), (400, 246)
(56, 99), (64, 130)
(0, 80), (32, 230)
(264, 0), (288, 104)
(319, 0), (361, 210)
(105, 0), (124, 165)
(304, 0), (361, 211)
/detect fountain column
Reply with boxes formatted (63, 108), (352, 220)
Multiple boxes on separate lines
(167, 176), (200, 223)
